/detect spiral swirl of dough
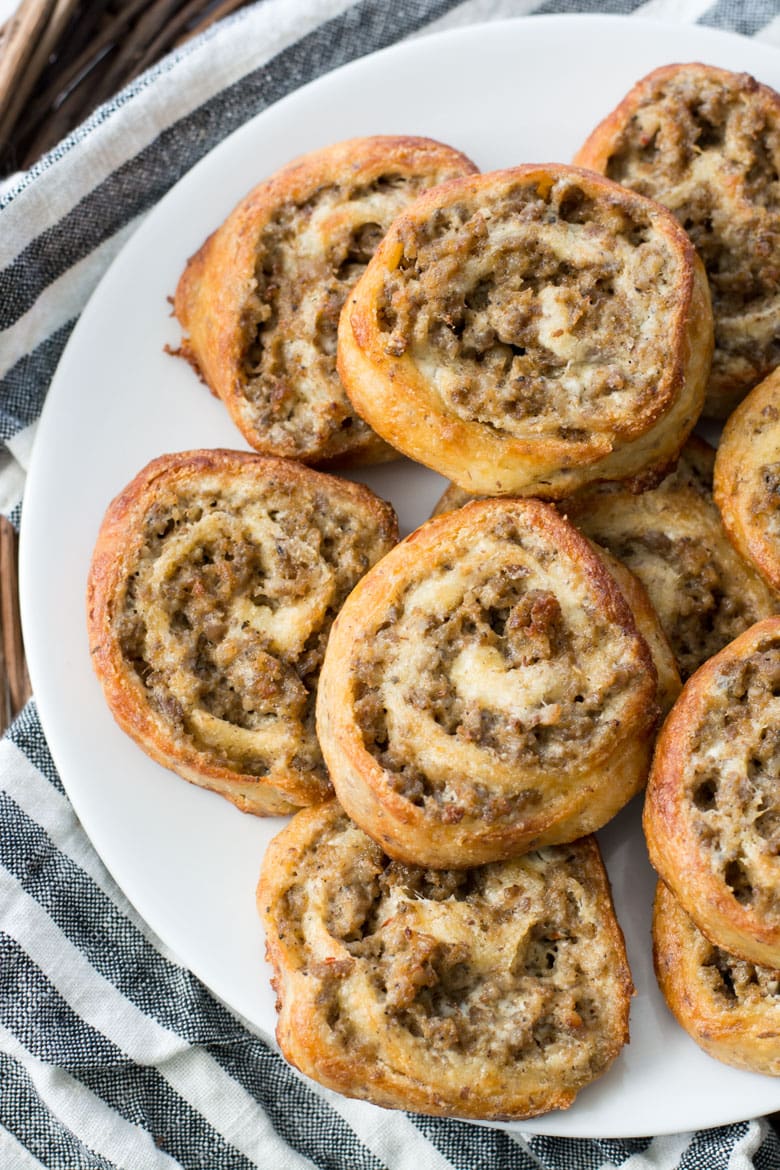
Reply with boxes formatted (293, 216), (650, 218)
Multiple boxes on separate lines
(174, 136), (477, 466)
(258, 801), (632, 1120)
(87, 450), (398, 815)
(317, 497), (659, 867)
(575, 64), (780, 418)
(645, 616), (780, 968)
(338, 164), (713, 497)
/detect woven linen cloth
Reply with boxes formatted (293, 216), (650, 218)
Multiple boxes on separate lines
(3, 1), (780, 1167)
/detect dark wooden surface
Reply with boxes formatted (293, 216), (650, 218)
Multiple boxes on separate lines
(0, 516), (30, 731)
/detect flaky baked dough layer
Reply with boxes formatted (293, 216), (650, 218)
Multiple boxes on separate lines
(714, 368), (780, 593)
(258, 801), (633, 1120)
(565, 439), (779, 680)
(433, 481), (680, 715)
(435, 439), (778, 681)
(317, 497), (660, 868)
(87, 449), (398, 815)
(580, 545), (680, 716)
(653, 880), (780, 1076)
(575, 63), (780, 419)
(644, 617), (780, 967)
(174, 135), (477, 466)
(337, 163), (712, 497)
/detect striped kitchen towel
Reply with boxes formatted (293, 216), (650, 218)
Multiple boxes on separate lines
(3, 1), (780, 1167)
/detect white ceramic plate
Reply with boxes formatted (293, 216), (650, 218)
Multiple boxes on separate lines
(20, 14), (780, 1138)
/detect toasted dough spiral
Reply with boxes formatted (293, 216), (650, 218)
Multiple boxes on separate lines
(714, 367), (780, 594)
(174, 135), (477, 465)
(575, 63), (780, 418)
(258, 801), (633, 1120)
(644, 617), (780, 968)
(653, 880), (780, 1076)
(317, 497), (660, 867)
(564, 439), (779, 679)
(435, 439), (779, 681)
(338, 163), (712, 497)
(87, 450), (398, 814)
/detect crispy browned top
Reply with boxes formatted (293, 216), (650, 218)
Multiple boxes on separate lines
(261, 802), (631, 1115)
(681, 632), (780, 926)
(374, 170), (687, 440)
(581, 64), (780, 412)
(90, 451), (397, 801)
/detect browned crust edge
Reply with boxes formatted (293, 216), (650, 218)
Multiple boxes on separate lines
(173, 135), (478, 467)
(337, 162), (711, 498)
(574, 62), (780, 420)
(644, 615), (780, 966)
(653, 879), (780, 1075)
(317, 496), (659, 867)
(86, 448), (399, 816)
(714, 368), (780, 594)
(257, 801), (633, 1120)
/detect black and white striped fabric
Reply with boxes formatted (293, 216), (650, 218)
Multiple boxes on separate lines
(3, 1), (780, 1166)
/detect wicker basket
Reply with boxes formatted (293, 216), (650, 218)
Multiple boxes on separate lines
(0, 0), (252, 175)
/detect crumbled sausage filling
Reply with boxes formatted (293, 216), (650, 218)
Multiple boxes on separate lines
(596, 530), (771, 680)
(566, 446), (778, 679)
(240, 172), (452, 455)
(703, 946), (780, 1005)
(744, 406), (780, 548)
(278, 814), (622, 1077)
(376, 177), (682, 438)
(351, 516), (651, 817)
(116, 475), (389, 779)
(686, 640), (780, 921)
(604, 70), (780, 393)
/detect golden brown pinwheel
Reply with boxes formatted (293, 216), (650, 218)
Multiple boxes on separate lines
(87, 449), (398, 814)
(258, 801), (633, 1119)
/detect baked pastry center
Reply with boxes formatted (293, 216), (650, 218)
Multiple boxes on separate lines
(304, 828), (615, 1071)
(241, 177), (437, 451)
(377, 180), (681, 437)
(121, 491), (331, 776)
(259, 803), (632, 1119)
(88, 450), (398, 814)
(577, 64), (780, 415)
(349, 510), (652, 823)
(685, 640), (780, 922)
